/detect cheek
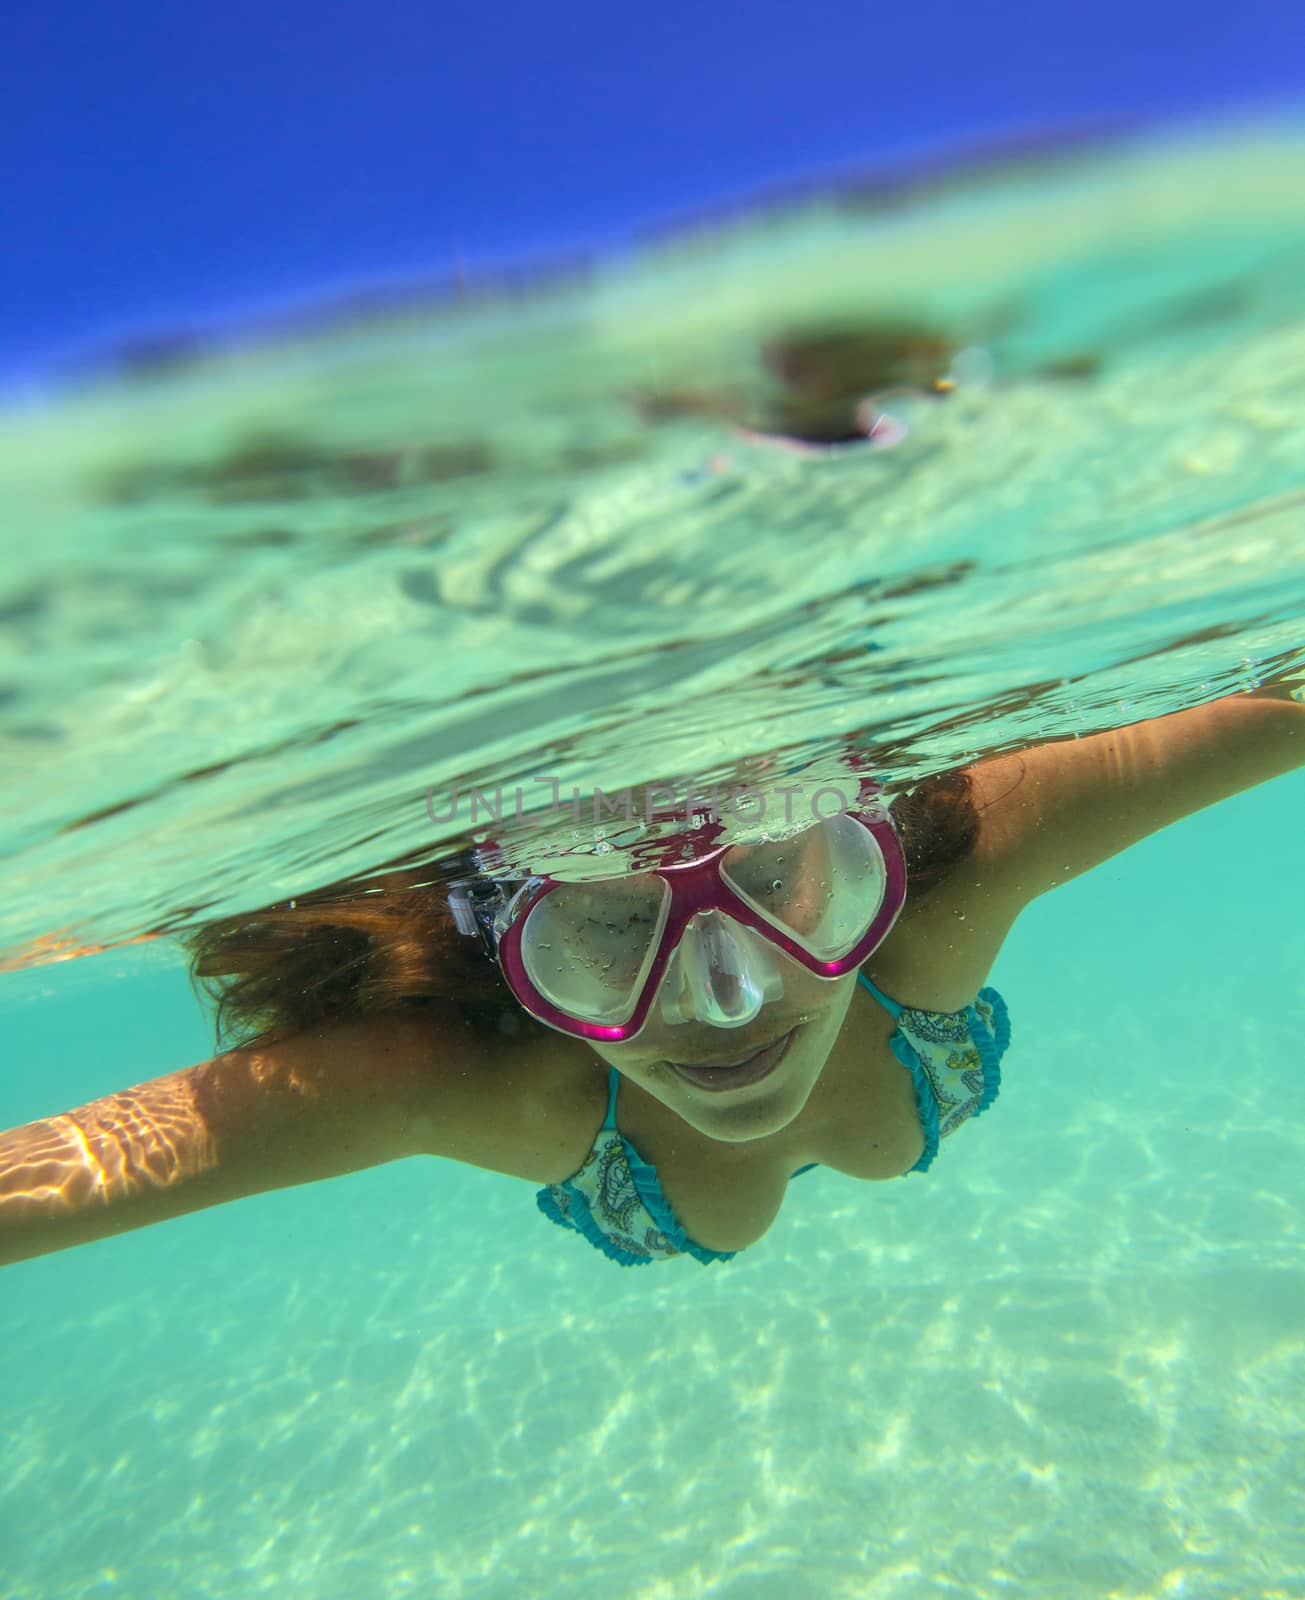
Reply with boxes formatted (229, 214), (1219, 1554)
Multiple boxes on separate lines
(590, 1042), (663, 1082)
(794, 969), (856, 1019)
(800, 979), (858, 1048)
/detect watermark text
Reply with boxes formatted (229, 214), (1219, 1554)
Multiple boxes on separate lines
(424, 775), (856, 830)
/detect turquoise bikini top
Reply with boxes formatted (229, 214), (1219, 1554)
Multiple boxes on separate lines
(536, 970), (1010, 1266)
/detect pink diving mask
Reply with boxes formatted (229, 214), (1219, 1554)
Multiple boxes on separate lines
(448, 783), (906, 1045)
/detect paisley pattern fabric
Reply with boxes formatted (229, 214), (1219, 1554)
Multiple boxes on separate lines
(537, 1111), (732, 1266)
(873, 978), (1010, 1171)
(535, 971), (1010, 1265)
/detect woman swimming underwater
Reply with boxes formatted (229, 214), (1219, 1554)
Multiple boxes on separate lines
(1, 684), (1302, 1269)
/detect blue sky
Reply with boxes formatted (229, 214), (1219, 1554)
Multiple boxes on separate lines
(3, 2), (1304, 376)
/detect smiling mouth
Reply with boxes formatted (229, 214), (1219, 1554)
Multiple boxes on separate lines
(675, 1038), (781, 1068)
(668, 1028), (797, 1092)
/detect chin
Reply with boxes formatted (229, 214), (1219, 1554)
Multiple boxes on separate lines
(677, 1089), (810, 1144)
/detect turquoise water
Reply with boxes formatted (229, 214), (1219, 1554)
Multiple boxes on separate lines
(3, 116), (1305, 1597)
(4, 777), (1303, 1597)
(2, 115), (1305, 955)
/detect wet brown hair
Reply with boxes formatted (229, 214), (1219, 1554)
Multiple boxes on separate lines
(181, 770), (980, 1054)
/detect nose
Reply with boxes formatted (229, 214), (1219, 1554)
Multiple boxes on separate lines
(658, 910), (783, 1028)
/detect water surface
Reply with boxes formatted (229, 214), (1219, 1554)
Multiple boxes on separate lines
(1, 115), (1303, 959)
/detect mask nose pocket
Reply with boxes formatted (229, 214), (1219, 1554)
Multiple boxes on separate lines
(658, 911), (785, 1028)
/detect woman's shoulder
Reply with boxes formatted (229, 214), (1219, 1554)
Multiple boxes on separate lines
(871, 878), (1012, 1014)
(333, 1004), (604, 1185)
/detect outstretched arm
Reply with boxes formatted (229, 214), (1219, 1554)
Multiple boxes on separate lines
(969, 681), (1305, 914)
(895, 682), (1305, 1001)
(0, 1007), (487, 1268)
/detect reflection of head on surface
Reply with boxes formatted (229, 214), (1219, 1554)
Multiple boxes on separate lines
(180, 772), (980, 1057)
(630, 317), (957, 446)
(470, 753), (883, 885)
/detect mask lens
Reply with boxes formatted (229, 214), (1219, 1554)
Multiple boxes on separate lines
(518, 877), (669, 1025)
(720, 814), (886, 960)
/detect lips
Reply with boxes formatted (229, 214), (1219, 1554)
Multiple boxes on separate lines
(669, 1029), (796, 1092)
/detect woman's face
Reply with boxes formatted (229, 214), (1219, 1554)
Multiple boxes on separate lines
(526, 819), (876, 1142)
(586, 956), (860, 1145)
